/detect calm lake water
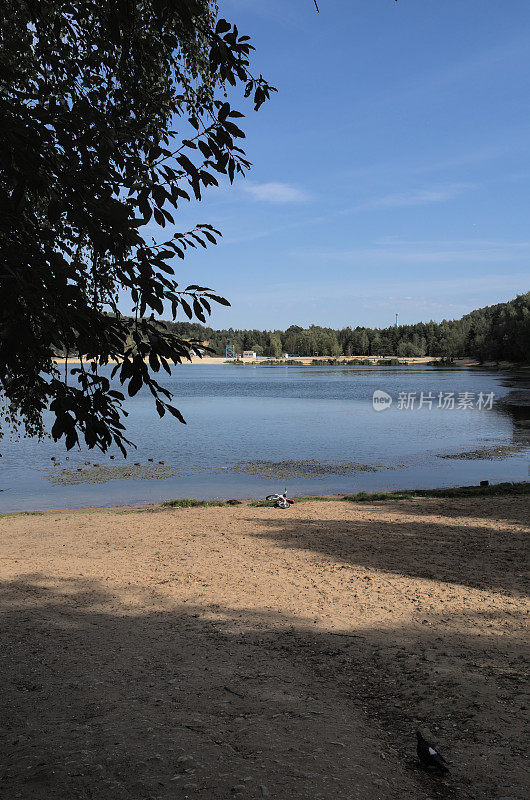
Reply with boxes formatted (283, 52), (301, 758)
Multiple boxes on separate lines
(1, 365), (529, 511)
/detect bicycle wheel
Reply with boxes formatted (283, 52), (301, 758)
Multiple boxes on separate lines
(266, 494), (280, 501)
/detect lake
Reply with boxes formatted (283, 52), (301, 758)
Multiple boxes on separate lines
(1, 365), (528, 511)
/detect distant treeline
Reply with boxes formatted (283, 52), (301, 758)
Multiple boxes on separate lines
(159, 292), (530, 362)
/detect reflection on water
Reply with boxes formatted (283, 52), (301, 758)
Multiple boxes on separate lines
(0, 365), (528, 511)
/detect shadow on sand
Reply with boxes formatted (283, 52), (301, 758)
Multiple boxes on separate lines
(0, 565), (526, 800)
(245, 502), (529, 595)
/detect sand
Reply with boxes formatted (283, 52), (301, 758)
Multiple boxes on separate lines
(0, 495), (528, 800)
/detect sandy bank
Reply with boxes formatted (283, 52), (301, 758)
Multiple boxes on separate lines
(0, 495), (528, 799)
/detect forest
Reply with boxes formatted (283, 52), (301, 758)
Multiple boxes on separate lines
(158, 292), (530, 363)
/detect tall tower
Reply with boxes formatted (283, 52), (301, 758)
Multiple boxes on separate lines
(395, 313), (399, 328)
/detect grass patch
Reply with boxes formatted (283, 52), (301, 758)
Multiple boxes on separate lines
(225, 459), (380, 480)
(0, 510), (46, 519)
(343, 482), (530, 502)
(291, 495), (343, 502)
(344, 491), (412, 502)
(161, 498), (228, 508)
(43, 463), (184, 486)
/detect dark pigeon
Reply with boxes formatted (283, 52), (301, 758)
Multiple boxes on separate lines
(416, 731), (450, 773)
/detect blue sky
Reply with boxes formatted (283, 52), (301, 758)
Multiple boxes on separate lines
(134, 0), (530, 329)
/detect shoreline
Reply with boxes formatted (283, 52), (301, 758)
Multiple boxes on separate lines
(51, 354), (529, 369)
(2, 480), (528, 518)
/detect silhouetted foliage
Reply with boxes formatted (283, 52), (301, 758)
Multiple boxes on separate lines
(0, 0), (274, 453)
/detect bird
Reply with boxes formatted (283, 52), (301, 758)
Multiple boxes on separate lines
(51, 457), (56, 461)
(110, 455), (115, 460)
(148, 458), (153, 462)
(416, 731), (449, 773)
(158, 461), (164, 465)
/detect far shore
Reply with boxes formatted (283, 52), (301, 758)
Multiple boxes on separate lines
(53, 354), (437, 365)
(52, 355), (524, 367)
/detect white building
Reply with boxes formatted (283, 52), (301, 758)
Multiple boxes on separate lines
(242, 350), (257, 359)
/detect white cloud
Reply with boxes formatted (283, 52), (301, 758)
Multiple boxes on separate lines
(290, 239), (530, 268)
(241, 181), (312, 203)
(368, 183), (472, 209)
(345, 137), (528, 183)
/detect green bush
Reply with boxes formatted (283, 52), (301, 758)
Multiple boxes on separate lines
(161, 498), (228, 508)
(344, 482), (530, 502)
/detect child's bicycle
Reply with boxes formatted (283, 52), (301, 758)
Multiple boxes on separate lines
(265, 488), (294, 509)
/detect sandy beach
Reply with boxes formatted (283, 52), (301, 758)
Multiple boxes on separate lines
(0, 494), (528, 799)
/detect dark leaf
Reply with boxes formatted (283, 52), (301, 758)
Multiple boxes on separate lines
(215, 18), (231, 34)
(153, 207), (165, 226)
(180, 298), (193, 319)
(128, 374), (143, 397)
(205, 293), (231, 306)
(166, 405), (186, 424)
